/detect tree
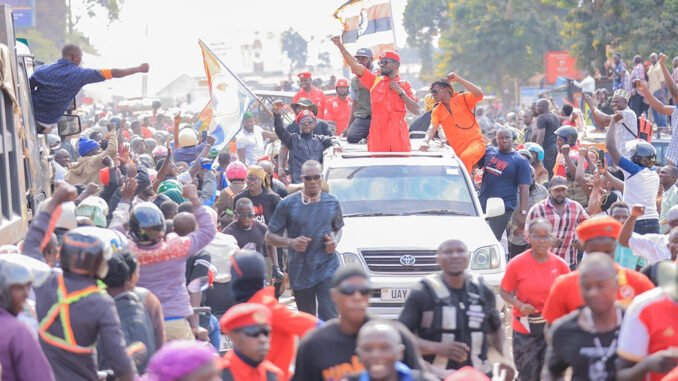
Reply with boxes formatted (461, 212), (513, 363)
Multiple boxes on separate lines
(556, 0), (678, 75)
(436, 0), (564, 98)
(281, 28), (308, 70)
(403, 0), (449, 81)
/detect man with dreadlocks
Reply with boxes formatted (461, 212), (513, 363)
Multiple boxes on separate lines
(420, 74), (486, 175)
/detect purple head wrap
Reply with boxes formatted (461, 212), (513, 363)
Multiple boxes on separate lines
(140, 341), (218, 381)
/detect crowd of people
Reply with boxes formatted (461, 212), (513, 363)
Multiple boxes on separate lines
(0, 38), (677, 381)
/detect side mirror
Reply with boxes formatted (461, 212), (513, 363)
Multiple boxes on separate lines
(57, 114), (82, 137)
(485, 197), (505, 219)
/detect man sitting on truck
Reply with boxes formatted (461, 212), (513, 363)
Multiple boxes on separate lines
(29, 44), (149, 133)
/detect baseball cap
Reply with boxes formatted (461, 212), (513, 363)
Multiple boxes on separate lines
(549, 176), (568, 190)
(354, 48), (373, 58)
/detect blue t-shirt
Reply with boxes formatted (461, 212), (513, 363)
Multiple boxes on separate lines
(267, 192), (344, 290)
(479, 146), (532, 211)
(30, 59), (106, 124)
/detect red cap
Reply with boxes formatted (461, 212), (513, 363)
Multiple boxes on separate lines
(297, 72), (312, 79)
(220, 303), (271, 332)
(444, 367), (491, 381)
(335, 78), (349, 87)
(576, 216), (622, 243)
(380, 51), (400, 63)
(99, 167), (110, 186)
(295, 110), (316, 124)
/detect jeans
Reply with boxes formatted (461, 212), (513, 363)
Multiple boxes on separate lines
(634, 218), (660, 235)
(487, 209), (514, 242)
(652, 107), (668, 128)
(208, 314), (220, 350)
(293, 277), (338, 321)
(543, 145), (558, 180)
(346, 116), (371, 143)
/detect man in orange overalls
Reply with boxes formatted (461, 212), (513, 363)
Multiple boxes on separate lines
(419, 75), (487, 175)
(332, 36), (420, 152)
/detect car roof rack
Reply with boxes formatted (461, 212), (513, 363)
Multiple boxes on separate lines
(338, 151), (446, 159)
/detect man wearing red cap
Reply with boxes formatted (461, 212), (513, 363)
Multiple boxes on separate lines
(542, 216), (654, 324)
(220, 303), (284, 381)
(332, 36), (420, 152)
(323, 78), (353, 136)
(293, 72), (326, 117)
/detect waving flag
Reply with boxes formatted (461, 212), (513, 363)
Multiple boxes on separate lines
(198, 39), (254, 148)
(334, 0), (396, 58)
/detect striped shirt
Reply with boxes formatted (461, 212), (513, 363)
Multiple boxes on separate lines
(668, 107), (678, 165)
(526, 197), (589, 264)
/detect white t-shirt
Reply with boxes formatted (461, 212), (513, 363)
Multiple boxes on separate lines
(628, 233), (670, 264)
(619, 157), (660, 220)
(615, 108), (638, 158)
(236, 125), (265, 166)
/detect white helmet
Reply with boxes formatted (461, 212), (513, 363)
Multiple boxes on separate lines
(178, 127), (199, 147)
(0, 254), (51, 310)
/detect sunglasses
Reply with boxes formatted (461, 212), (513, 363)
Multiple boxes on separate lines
(246, 176), (261, 182)
(430, 89), (439, 95)
(236, 212), (254, 218)
(300, 119), (315, 126)
(337, 284), (371, 296)
(378, 59), (397, 66)
(303, 174), (322, 182)
(237, 326), (271, 338)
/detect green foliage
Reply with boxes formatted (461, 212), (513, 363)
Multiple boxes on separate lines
(557, 0), (678, 74)
(403, 0), (448, 80)
(436, 0), (564, 94)
(281, 28), (308, 70)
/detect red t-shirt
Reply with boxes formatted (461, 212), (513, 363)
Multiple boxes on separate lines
(293, 86), (327, 117)
(323, 96), (353, 135)
(500, 250), (570, 333)
(542, 264), (654, 324)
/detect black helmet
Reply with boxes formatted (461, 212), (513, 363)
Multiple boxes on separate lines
(554, 126), (578, 142)
(152, 100), (162, 110)
(631, 140), (657, 166)
(129, 202), (166, 246)
(60, 231), (107, 278)
(109, 116), (122, 129)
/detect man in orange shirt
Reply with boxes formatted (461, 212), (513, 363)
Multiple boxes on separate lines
(542, 216), (654, 324)
(419, 76), (487, 175)
(323, 78), (353, 136)
(220, 303), (284, 381)
(332, 36), (420, 152)
(293, 72), (326, 118)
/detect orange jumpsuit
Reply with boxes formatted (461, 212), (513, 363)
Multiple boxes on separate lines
(249, 287), (317, 380)
(359, 70), (414, 152)
(220, 350), (284, 381)
(293, 87), (326, 117)
(431, 92), (486, 174)
(323, 96), (353, 135)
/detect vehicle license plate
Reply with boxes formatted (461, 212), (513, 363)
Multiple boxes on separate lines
(381, 288), (409, 301)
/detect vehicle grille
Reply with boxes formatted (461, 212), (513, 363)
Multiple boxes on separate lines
(360, 250), (439, 274)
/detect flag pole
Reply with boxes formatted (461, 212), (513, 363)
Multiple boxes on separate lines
(387, 0), (398, 49)
(198, 39), (273, 117)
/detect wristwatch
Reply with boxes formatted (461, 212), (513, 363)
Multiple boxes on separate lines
(520, 210), (528, 215)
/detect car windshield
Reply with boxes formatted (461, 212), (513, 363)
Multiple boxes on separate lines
(327, 165), (477, 216)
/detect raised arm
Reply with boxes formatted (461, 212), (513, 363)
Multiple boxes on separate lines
(584, 94), (612, 126)
(636, 79), (674, 115)
(659, 53), (678, 103)
(331, 36), (366, 76)
(448, 72), (483, 99)
(111, 63), (149, 78)
(272, 102), (293, 147)
(605, 113), (623, 165)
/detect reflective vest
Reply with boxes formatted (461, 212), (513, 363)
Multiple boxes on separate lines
(38, 274), (105, 354)
(418, 273), (492, 373)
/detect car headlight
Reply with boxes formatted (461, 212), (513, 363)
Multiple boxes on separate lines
(470, 245), (501, 270)
(341, 252), (364, 267)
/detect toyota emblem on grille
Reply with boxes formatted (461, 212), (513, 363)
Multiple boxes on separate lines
(399, 255), (416, 266)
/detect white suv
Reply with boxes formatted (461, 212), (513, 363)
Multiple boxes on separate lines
(324, 141), (506, 319)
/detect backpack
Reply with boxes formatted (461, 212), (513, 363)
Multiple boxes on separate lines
(114, 290), (156, 371)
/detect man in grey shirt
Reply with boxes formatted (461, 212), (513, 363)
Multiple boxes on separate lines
(346, 48), (374, 143)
